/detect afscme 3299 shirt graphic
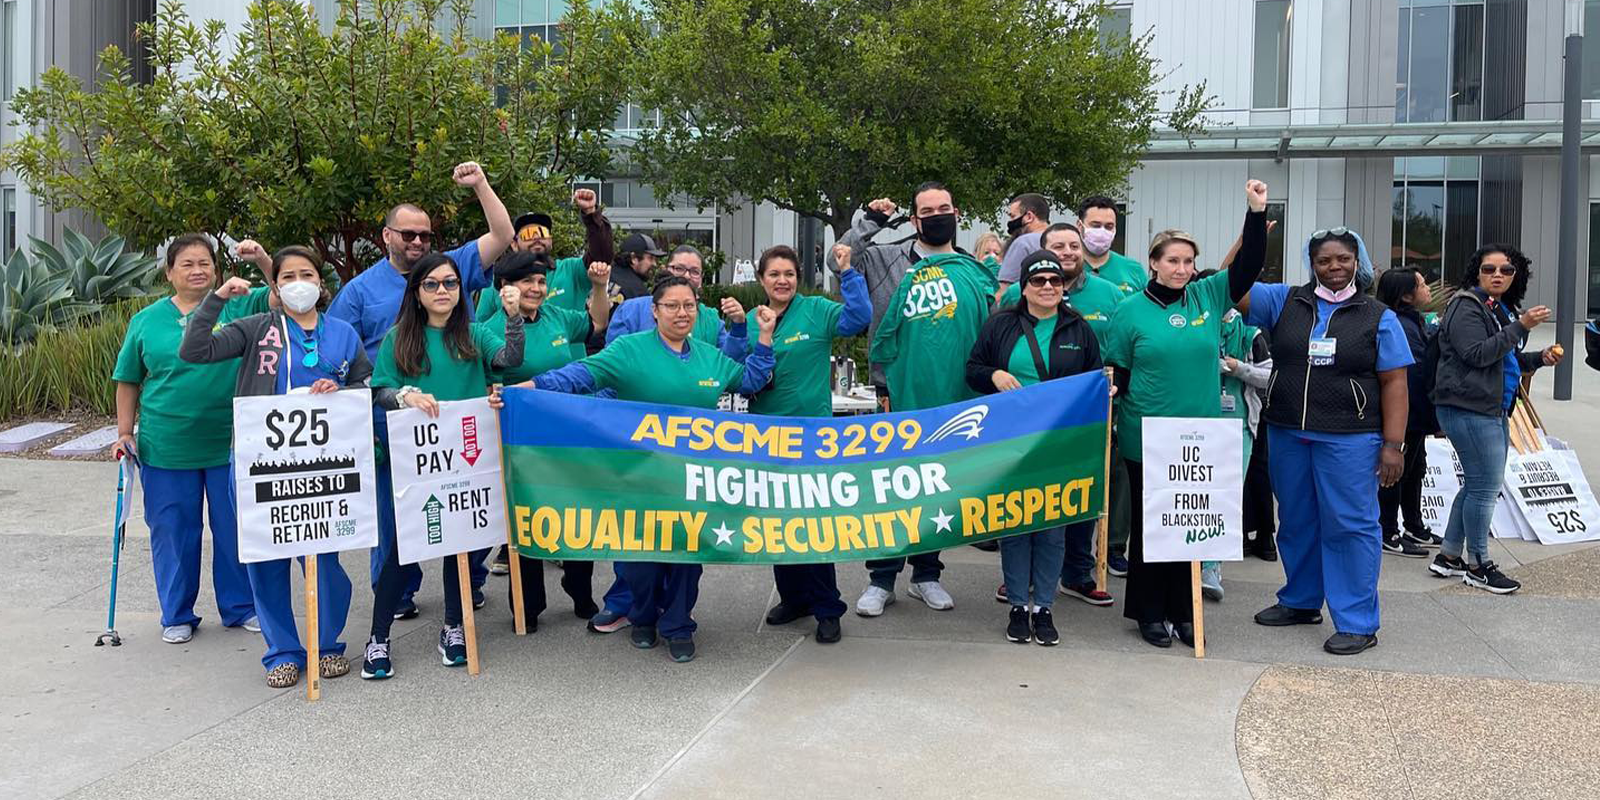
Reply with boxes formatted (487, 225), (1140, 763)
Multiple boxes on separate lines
(870, 252), (997, 412)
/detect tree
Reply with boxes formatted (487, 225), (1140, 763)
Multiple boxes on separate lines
(0, 0), (641, 282)
(629, 0), (1210, 239)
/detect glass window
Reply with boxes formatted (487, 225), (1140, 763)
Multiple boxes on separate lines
(1263, 202), (1286, 283)
(2, 0), (15, 100)
(1401, 182), (1445, 279)
(2, 187), (15, 260)
(1585, 1), (1600, 100)
(600, 180), (618, 209)
(1394, 157), (1480, 282)
(496, 0), (523, 27)
(1112, 203), (1128, 258)
(1394, 9), (1411, 120)
(1098, 5), (1132, 49)
(1589, 203), (1600, 316)
(1450, 2), (1483, 121)
(1252, 0), (1292, 109)
(1408, 5), (1450, 122)
(1444, 179), (1480, 280)
(1397, 2), (1485, 122)
(630, 181), (656, 209)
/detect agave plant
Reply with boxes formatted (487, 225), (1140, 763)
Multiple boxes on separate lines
(0, 249), (101, 347)
(28, 229), (160, 304)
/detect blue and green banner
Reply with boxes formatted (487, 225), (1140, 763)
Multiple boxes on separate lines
(501, 371), (1110, 564)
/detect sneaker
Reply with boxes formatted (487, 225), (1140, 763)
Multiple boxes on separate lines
(240, 615), (261, 633)
(815, 617), (842, 644)
(265, 662), (300, 688)
(1429, 553), (1469, 578)
(1107, 553), (1129, 578)
(908, 580), (955, 610)
(1138, 621), (1172, 648)
(1403, 529), (1443, 548)
(1006, 606), (1032, 643)
(855, 585), (895, 617)
(1253, 603), (1323, 626)
(1032, 607), (1060, 646)
(588, 610), (631, 634)
(319, 654), (350, 679)
(360, 637), (393, 680)
(490, 546), (510, 575)
(765, 602), (809, 626)
(994, 584), (1009, 603)
(392, 600), (419, 620)
(1060, 582), (1114, 607)
(1324, 632), (1378, 655)
(439, 625), (468, 666)
(1383, 533), (1428, 558)
(472, 589), (485, 610)
(161, 624), (194, 644)
(1463, 561), (1521, 595)
(631, 625), (659, 649)
(668, 638), (696, 663)
(1200, 564), (1224, 601)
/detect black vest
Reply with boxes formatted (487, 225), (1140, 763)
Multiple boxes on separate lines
(1262, 284), (1387, 433)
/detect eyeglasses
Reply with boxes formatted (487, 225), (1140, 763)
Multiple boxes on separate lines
(1479, 264), (1517, 276)
(655, 301), (696, 313)
(387, 227), (435, 244)
(1310, 227), (1351, 240)
(421, 278), (461, 293)
(666, 264), (704, 279)
(1026, 275), (1064, 287)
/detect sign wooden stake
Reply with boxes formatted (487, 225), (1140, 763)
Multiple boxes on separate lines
(1095, 368), (1115, 592)
(494, 391), (527, 637)
(1190, 560), (1205, 659)
(457, 551), (481, 675)
(305, 556), (321, 701)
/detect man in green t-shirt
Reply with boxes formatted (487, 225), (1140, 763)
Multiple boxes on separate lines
(999, 223), (1126, 345)
(1078, 195), (1146, 296)
(475, 188), (614, 323)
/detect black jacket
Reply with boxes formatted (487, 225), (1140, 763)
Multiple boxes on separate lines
(1392, 305), (1438, 435)
(1431, 289), (1542, 416)
(966, 302), (1102, 392)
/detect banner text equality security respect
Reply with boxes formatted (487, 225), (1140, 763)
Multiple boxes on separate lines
(501, 371), (1111, 564)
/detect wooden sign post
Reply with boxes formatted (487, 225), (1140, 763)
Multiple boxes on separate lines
(494, 384), (528, 636)
(457, 552), (481, 675)
(1189, 560), (1206, 659)
(305, 557), (321, 700)
(1095, 368), (1115, 592)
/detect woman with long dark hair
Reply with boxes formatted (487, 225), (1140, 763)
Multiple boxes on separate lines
(1429, 245), (1563, 594)
(362, 252), (524, 679)
(1374, 268), (1437, 558)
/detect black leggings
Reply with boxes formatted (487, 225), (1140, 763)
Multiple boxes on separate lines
(514, 556), (598, 619)
(370, 538), (467, 640)
(1378, 431), (1430, 537)
(1122, 458), (1193, 625)
(1243, 431), (1276, 537)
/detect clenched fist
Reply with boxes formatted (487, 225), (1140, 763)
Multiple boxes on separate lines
(453, 161), (487, 188)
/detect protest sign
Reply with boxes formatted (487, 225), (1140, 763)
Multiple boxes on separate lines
(1140, 417), (1244, 564)
(233, 389), (378, 564)
(1503, 450), (1600, 545)
(386, 397), (509, 565)
(1420, 437), (1463, 534)
(501, 371), (1111, 564)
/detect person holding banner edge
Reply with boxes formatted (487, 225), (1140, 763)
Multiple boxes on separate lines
(1102, 180), (1269, 649)
(180, 246), (371, 687)
(967, 248), (1104, 645)
(752, 244), (871, 644)
(518, 276), (779, 663)
(364, 252), (525, 679)
(112, 234), (266, 645)
(1240, 227), (1412, 656)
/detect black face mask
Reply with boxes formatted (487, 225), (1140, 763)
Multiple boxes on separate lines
(917, 213), (958, 247)
(1006, 215), (1025, 236)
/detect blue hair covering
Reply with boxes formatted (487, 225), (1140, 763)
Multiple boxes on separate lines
(1302, 228), (1375, 291)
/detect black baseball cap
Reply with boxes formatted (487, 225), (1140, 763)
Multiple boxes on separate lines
(1021, 249), (1065, 279)
(621, 232), (667, 257)
(514, 212), (554, 243)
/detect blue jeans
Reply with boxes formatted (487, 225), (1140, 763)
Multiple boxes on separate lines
(866, 552), (944, 591)
(1057, 519), (1098, 588)
(1000, 527), (1066, 609)
(1436, 404), (1509, 566)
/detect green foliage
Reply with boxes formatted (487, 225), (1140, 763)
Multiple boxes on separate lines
(28, 229), (159, 304)
(1, 248), (100, 347)
(630, 0), (1211, 236)
(1, 0), (642, 283)
(0, 298), (154, 418)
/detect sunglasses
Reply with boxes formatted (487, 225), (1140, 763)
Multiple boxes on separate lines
(1479, 264), (1517, 277)
(1310, 226), (1351, 240)
(421, 277), (461, 293)
(1027, 275), (1064, 287)
(387, 227), (435, 244)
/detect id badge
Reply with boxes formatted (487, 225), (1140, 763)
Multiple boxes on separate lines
(1308, 337), (1337, 366)
(1220, 392), (1237, 413)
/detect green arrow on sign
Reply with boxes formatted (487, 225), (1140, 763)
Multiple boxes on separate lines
(424, 495), (443, 546)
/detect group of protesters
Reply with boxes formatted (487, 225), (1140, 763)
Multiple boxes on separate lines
(110, 160), (1578, 689)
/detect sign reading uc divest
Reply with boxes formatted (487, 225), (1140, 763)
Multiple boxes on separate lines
(386, 398), (509, 564)
(233, 389), (379, 564)
(502, 372), (1110, 564)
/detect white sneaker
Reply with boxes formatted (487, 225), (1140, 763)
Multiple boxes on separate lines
(1200, 565), (1223, 601)
(241, 615), (261, 633)
(161, 624), (194, 644)
(855, 585), (895, 617)
(908, 581), (955, 610)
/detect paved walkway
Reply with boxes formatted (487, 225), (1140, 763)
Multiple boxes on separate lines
(3, 328), (1597, 799)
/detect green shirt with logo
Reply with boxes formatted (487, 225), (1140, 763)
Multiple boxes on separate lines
(1219, 309), (1259, 461)
(581, 330), (745, 409)
(1088, 250), (1147, 296)
(870, 252), (996, 412)
(745, 294), (843, 417)
(475, 256), (592, 359)
(1102, 271), (1235, 460)
(999, 272), (1125, 345)
(370, 324), (506, 401)
(1005, 313), (1059, 387)
(481, 304), (591, 385)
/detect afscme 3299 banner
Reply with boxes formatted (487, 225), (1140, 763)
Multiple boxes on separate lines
(501, 372), (1110, 565)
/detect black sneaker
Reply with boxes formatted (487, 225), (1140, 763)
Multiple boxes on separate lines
(668, 638), (696, 663)
(1403, 529), (1443, 548)
(815, 617), (842, 644)
(631, 625), (659, 649)
(392, 599), (419, 620)
(1463, 561), (1521, 595)
(1383, 533), (1429, 558)
(360, 636), (393, 680)
(438, 625), (467, 666)
(1107, 553), (1129, 577)
(1253, 603), (1323, 626)
(1031, 608), (1060, 646)
(1429, 553), (1469, 578)
(1324, 632), (1378, 655)
(490, 546), (510, 575)
(1006, 606), (1032, 643)
(472, 589), (485, 610)
(765, 602), (809, 626)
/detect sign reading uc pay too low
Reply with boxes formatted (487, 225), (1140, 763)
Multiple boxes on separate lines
(1141, 417), (1244, 563)
(386, 397), (509, 565)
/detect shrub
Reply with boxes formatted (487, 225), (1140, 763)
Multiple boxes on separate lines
(0, 297), (153, 419)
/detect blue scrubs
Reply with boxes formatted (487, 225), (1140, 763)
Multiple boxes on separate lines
(142, 464), (254, 629)
(1247, 284), (1414, 635)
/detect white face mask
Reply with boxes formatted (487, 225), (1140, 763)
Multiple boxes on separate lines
(278, 280), (321, 313)
(1082, 226), (1115, 256)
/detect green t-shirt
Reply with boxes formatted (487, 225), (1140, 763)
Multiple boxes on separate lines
(999, 272), (1125, 345)
(474, 256), (592, 322)
(1005, 313), (1058, 387)
(1219, 310), (1258, 460)
(1102, 271), (1235, 460)
(481, 304), (591, 385)
(111, 293), (265, 469)
(581, 330), (745, 410)
(745, 294), (843, 417)
(1088, 250), (1146, 296)
(370, 323), (505, 401)
(869, 252), (996, 412)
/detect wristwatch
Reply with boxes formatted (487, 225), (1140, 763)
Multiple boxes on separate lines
(1382, 440), (1405, 453)
(395, 385), (421, 404)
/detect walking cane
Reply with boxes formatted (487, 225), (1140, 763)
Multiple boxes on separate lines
(95, 453), (135, 647)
